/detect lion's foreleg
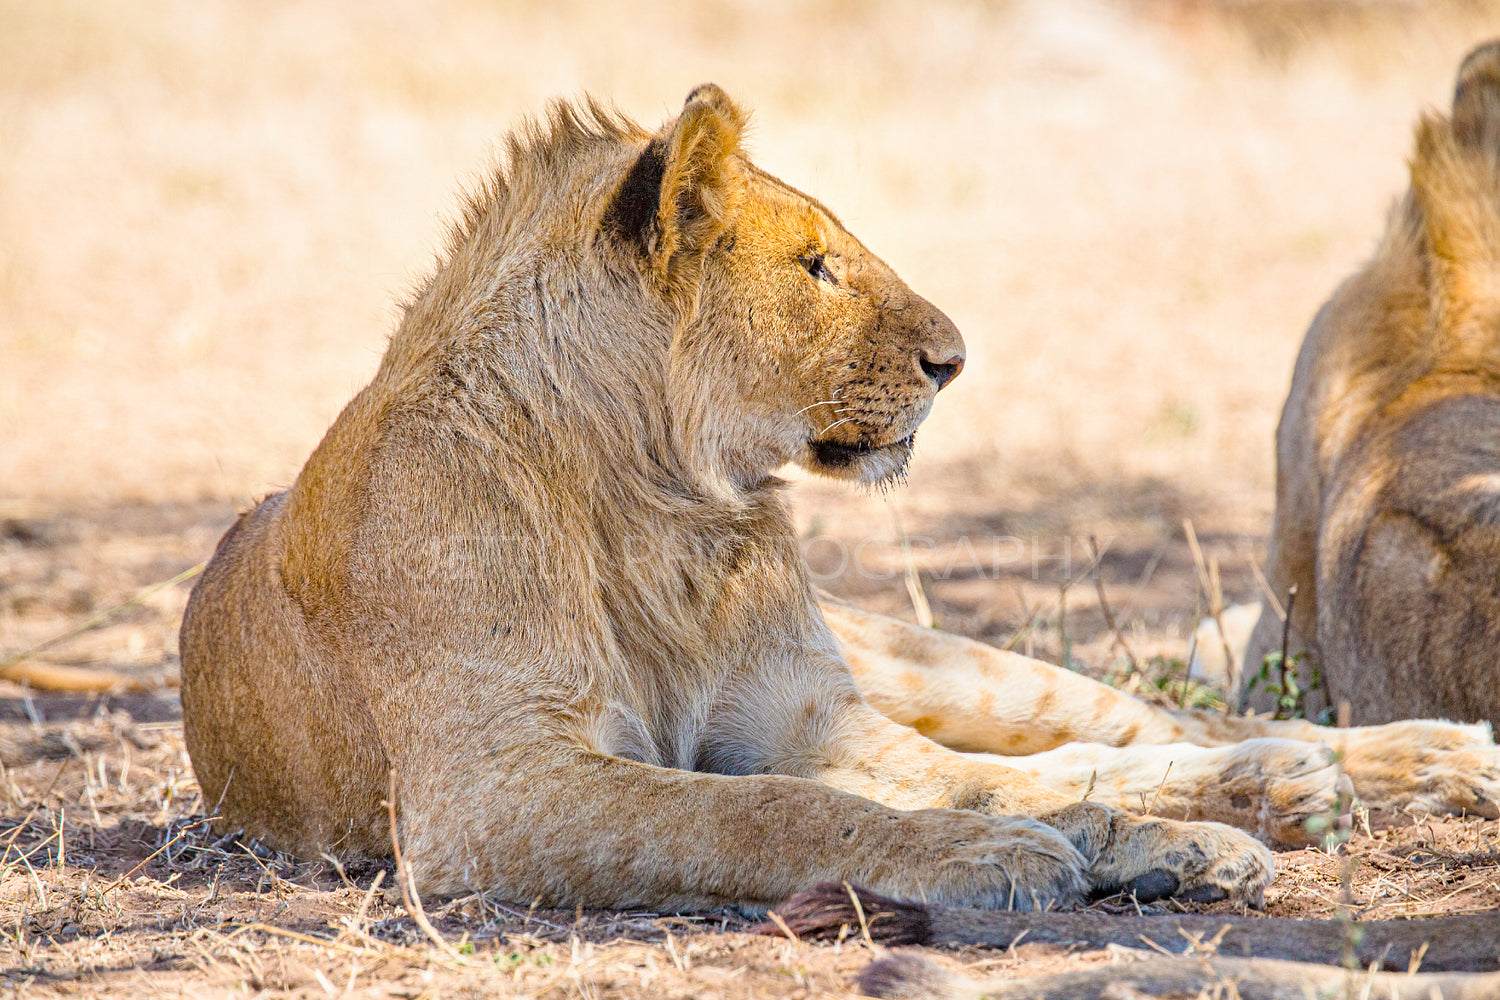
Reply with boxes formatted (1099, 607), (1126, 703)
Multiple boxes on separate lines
(391, 736), (1092, 912)
(784, 695), (1274, 905)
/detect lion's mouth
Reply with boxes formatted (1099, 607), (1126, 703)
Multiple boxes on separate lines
(807, 433), (915, 469)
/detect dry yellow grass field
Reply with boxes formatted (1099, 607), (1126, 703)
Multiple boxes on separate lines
(1, 0), (1492, 508)
(4, 1), (1500, 997)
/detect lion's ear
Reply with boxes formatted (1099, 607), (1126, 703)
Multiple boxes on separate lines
(1452, 40), (1500, 148)
(604, 84), (747, 292)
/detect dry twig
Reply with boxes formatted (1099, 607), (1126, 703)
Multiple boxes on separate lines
(384, 770), (466, 962)
(1087, 534), (1139, 673)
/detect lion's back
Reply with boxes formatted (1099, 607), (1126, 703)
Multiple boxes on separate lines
(181, 491), (392, 855)
(1319, 392), (1500, 724)
(1251, 40), (1500, 727)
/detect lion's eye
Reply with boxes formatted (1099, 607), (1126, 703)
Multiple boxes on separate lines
(799, 252), (835, 285)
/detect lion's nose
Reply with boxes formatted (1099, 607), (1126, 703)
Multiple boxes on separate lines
(919, 346), (965, 391)
(910, 298), (965, 391)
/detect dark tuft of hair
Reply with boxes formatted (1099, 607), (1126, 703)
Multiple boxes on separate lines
(754, 882), (932, 945)
(601, 138), (667, 253)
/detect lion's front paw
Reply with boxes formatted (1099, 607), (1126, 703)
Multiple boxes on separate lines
(1217, 738), (1352, 846)
(868, 811), (1087, 911)
(1042, 802), (1274, 907)
(1112, 818), (1276, 906)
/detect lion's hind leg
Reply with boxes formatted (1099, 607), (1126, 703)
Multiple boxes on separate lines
(1333, 720), (1500, 819)
(984, 739), (1351, 847)
(1163, 711), (1500, 820)
(821, 596), (1192, 753)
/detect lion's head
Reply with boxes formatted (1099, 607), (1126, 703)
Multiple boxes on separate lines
(597, 84), (965, 489)
(179, 84), (969, 869)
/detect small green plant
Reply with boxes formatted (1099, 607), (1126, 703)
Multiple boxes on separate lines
(1148, 657), (1228, 711)
(1249, 585), (1334, 722)
(1106, 655), (1227, 711)
(497, 951), (554, 970)
(1249, 650), (1332, 722)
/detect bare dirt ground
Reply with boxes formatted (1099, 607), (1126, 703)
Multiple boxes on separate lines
(5, 0), (1500, 996)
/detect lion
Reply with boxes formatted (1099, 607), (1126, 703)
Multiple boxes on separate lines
(1232, 40), (1500, 732)
(181, 84), (1496, 914)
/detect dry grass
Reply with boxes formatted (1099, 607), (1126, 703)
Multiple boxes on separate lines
(5, 0), (1500, 996)
(2, 693), (1497, 997)
(1, 0), (1496, 509)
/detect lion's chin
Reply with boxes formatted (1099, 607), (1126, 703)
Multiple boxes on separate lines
(800, 434), (914, 487)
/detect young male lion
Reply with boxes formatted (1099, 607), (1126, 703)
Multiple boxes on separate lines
(1233, 40), (1500, 733)
(182, 84), (1497, 913)
(182, 85), (1279, 910)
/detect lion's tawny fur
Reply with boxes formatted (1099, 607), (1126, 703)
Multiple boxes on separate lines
(1242, 40), (1500, 729)
(181, 86), (1277, 910)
